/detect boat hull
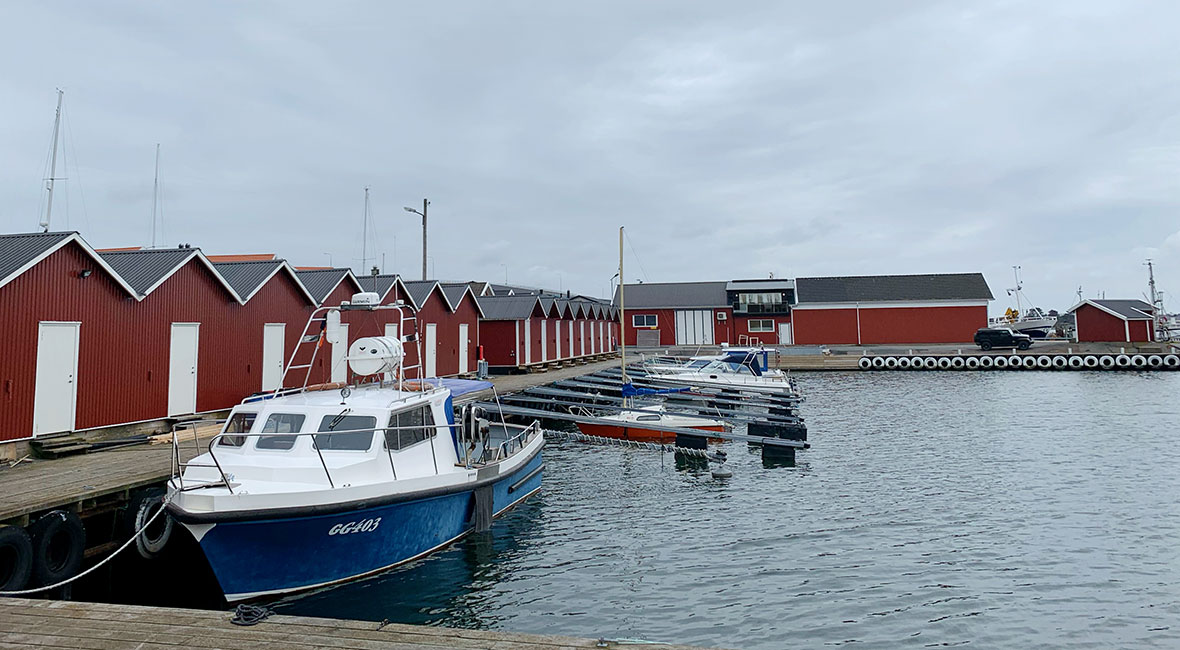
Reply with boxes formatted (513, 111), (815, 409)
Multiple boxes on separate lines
(575, 422), (726, 443)
(175, 450), (543, 601)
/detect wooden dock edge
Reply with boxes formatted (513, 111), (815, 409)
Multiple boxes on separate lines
(0, 597), (723, 650)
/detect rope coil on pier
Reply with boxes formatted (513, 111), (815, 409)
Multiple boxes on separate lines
(543, 429), (711, 458)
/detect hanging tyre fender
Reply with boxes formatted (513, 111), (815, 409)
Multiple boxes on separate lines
(1052, 356), (1068, 368)
(1068, 356), (1084, 368)
(978, 356), (994, 369)
(1131, 355), (1147, 368)
(951, 357), (965, 369)
(964, 357), (979, 369)
(27, 510), (85, 587)
(0, 524), (34, 592)
(1147, 355), (1163, 368)
(123, 488), (173, 560)
(1164, 354), (1180, 369)
(857, 357), (872, 370)
(937, 357), (952, 369)
(871, 356), (886, 369)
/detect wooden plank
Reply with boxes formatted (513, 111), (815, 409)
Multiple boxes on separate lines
(0, 599), (718, 650)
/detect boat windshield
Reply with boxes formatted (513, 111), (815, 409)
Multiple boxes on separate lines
(686, 360), (710, 369)
(255, 413), (307, 450)
(218, 411), (257, 447)
(384, 405), (436, 450)
(314, 414), (377, 451)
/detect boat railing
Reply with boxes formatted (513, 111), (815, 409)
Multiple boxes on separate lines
(482, 421), (541, 464)
(171, 421), (461, 495)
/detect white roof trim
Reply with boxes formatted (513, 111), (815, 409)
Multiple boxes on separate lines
(137, 250), (245, 304)
(240, 261), (318, 305)
(0, 233), (140, 299)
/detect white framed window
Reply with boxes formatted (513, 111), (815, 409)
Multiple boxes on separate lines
(748, 319), (774, 333)
(632, 314), (657, 328)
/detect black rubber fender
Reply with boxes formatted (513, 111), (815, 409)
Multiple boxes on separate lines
(0, 524), (34, 592)
(27, 510), (85, 587)
(124, 488), (173, 559)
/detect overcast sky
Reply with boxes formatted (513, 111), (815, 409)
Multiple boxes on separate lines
(3, 1), (1179, 312)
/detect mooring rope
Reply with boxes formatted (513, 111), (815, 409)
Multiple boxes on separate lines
(543, 429), (711, 458)
(230, 603), (274, 626)
(0, 493), (175, 596)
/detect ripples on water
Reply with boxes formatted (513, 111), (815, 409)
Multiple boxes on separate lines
(278, 372), (1180, 648)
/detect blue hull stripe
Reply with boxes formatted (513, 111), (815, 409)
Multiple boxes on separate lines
(194, 452), (543, 600)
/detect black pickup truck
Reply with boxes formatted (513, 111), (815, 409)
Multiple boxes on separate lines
(974, 327), (1033, 351)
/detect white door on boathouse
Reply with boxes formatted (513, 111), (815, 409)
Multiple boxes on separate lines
(168, 323), (200, 415)
(331, 323), (349, 383)
(540, 320), (548, 361)
(425, 323), (438, 377)
(778, 322), (793, 345)
(262, 323), (285, 391)
(675, 310), (714, 345)
(458, 323), (469, 374)
(524, 320), (532, 364)
(33, 321), (80, 436)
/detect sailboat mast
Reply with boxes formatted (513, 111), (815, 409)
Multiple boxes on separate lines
(150, 144), (160, 248)
(1146, 259), (1161, 336)
(361, 187), (370, 271)
(1012, 266), (1023, 316)
(41, 89), (64, 232)
(619, 226), (627, 392)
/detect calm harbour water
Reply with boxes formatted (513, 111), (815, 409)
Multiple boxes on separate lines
(265, 371), (1180, 648)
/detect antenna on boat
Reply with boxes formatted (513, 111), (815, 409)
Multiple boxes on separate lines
(40, 89), (65, 232)
(361, 187), (371, 272)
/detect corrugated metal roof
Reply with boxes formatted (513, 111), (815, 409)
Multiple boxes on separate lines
(476, 295), (541, 320)
(1080, 299), (1154, 320)
(100, 248), (197, 296)
(401, 280), (438, 308)
(0, 231), (75, 285)
(357, 274), (399, 300)
(295, 268), (353, 304)
(796, 273), (994, 303)
(214, 259), (284, 299)
(613, 281), (729, 308)
(439, 282), (470, 309)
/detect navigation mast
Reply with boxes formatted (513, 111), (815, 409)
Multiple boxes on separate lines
(40, 89), (65, 232)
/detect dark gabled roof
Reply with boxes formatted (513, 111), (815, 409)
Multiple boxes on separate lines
(1070, 299), (1154, 320)
(215, 259), (315, 304)
(795, 273), (993, 303)
(613, 281), (729, 309)
(468, 281), (492, 296)
(215, 259), (283, 299)
(0, 232), (74, 285)
(100, 248), (197, 296)
(295, 268), (356, 304)
(357, 274), (400, 300)
(401, 280), (439, 309)
(476, 294), (542, 320)
(439, 282), (469, 309)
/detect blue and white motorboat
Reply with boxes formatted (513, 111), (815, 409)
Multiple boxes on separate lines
(642, 349), (800, 397)
(166, 296), (543, 602)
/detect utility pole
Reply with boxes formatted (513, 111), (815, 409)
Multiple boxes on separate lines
(41, 89), (64, 232)
(361, 187), (371, 271)
(403, 199), (429, 280)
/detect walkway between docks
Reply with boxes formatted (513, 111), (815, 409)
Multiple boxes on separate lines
(0, 598), (718, 649)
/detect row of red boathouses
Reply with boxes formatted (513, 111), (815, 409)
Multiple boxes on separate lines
(0, 232), (618, 446)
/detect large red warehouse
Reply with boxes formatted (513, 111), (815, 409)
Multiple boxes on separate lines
(1067, 299), (1154, 343)
(618, 273), (993, 346)
(791, 274), (992, 345)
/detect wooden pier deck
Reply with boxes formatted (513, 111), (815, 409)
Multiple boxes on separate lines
(0, 598), (718, 649)
(0, 359), (621, 525)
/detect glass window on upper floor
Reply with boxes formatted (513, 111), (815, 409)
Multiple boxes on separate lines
(255, 413), (307, 450)
(314, 414), (378, 451)
(385, 405), (437, 450)
(218, 411), (257, 447)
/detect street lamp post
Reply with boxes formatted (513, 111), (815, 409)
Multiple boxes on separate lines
(403, 199), (429, 280)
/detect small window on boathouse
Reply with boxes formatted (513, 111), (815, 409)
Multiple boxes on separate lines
(255, 413), (307, 450)
(219, 411), (258, 447)
(748, 319), (774, 333)
(632, 314), (657, 328)
(385, 405), (436, 450)
(315, 415), (378, 451)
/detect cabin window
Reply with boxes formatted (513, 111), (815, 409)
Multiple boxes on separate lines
(314, 415), (377, 451)
(255, 413), (307, 450)
(632, 314), (657, 328)
(384, 405), (436, 450)
(218, 412), (257, 447)
(748, 319), (774, 333)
